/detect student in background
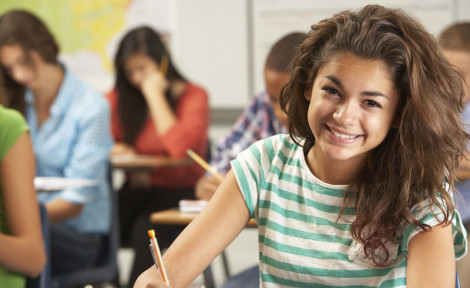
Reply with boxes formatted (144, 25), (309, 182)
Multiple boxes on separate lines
(0, 10), (113, 278)
(195, 32), (306, 201)
(107, 26), (209, 287)
(438, 22), (470, 288)
(135, 5), (467, 287)
(194, 31), (305, 288)
(0, 105), (46, 287)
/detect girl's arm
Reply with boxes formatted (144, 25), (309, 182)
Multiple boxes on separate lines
(406, 223), (455, 288)
(134, 170), (251, 288)
(0, 132), (46, 276)
(141, 70), (176, 135)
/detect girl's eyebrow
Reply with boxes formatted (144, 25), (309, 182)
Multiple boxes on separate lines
(325, 75), (343, 89)
(324, 75), (389, 99)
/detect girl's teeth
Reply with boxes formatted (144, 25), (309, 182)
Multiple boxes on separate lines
(331, 129), (357, 139)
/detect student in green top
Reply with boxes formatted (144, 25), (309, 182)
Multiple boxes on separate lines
(0, 105), (46, 287)
(134, 5), (468, 287)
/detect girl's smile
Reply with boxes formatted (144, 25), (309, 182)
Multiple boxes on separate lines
(305, 53), (400, 183)
(325, 124), (364, 143)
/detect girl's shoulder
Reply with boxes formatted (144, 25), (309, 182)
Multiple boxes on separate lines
(0, 105), (28, 161)
(0, 105), (26, 126)
(256, 134), (304, 152)
(249, 134), (305, 163)
(181, 82), (208, 98)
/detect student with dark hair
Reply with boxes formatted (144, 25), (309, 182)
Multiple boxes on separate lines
(195, 32), (306, 201)
(135, 5), (467, 287)
(107, 26), (209, 287)
(0, 10), (113, 277)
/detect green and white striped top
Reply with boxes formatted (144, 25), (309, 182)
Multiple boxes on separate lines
(231, 134), (467, 288)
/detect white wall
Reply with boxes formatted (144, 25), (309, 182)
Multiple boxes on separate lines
(171, 0), (470, 112)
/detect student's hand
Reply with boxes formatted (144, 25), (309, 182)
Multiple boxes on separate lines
(195, 175), (222, 200)
(134, 266), (172, 288)
(110, 143), (136, 156)
(141, 70), (169, 104)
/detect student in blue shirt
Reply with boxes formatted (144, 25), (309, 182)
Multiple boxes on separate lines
(0, 10), (113, 277)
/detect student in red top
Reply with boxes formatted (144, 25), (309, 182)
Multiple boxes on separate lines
(106, 26), (209, 288)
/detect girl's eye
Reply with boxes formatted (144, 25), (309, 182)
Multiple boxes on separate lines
(364, 99), (382, 108)
(323, 87), (339, 95)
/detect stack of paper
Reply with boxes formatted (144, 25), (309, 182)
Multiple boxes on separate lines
(178, 199), (208, 213)
(34, 177), (97, 192)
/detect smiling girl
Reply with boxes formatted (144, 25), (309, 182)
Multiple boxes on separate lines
(134, 5), (467, 288)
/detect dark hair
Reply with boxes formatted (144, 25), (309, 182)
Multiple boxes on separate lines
(114, 26), (186, 145)
(0, 10), (59, 114)
(265, 32), (306, 73)
(281, 5), (468, 266)
(438, 22), (470, 51)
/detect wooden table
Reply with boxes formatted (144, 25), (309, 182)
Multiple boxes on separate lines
(110, 155), (192, 171)
(150, 208), (257, 227)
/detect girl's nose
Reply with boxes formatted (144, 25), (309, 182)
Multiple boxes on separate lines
(333, 101), (356, 126)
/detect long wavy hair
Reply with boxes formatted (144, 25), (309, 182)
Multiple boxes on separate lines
(114, 26), (186, 145)
(281, 5), (468, 266)
(0, 10), (59, 115)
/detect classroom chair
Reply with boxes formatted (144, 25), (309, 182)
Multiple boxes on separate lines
(50, 167), (120, 288)
(26, 203), (50, 288)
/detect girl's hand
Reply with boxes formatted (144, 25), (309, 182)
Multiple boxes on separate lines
(110, 143), (136, 156)
(141, 70), (169, 104)
(195, 176), (222, 200)
(134, 266), (172, 288)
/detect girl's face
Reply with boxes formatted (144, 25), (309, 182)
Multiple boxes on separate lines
(305, 53), (400, 168)
(0, 44), (37, 88)
(124, 53), (159, 89)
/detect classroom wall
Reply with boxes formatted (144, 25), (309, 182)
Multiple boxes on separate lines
(172, 0), (470, 112)
(1, 0), (470, 117)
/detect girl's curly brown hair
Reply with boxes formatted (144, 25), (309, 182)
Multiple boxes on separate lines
(281, 5), (468, 266)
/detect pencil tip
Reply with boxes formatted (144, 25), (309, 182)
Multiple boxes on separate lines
(148, 229), (155, 238)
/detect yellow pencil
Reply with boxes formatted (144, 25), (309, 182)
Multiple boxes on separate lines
(160, 55), (168, 77)
(148, 229), (169, 284)
(186, 149), (224, 182)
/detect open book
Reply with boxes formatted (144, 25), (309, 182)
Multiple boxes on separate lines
(178, 199), (208, 213)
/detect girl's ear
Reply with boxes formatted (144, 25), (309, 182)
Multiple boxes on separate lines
(304, 88), (312, 101)
(392, 112), (401, 129)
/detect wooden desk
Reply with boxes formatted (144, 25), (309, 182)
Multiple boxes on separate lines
(150, 208), (257, 227)
(110, 155), (192, 171)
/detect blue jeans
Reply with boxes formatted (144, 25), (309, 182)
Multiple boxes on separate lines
(49, 225), (103, 277)
(221, 265), (259, 288)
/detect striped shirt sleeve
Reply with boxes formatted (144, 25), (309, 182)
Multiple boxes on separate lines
(400, 195), (467, 260)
